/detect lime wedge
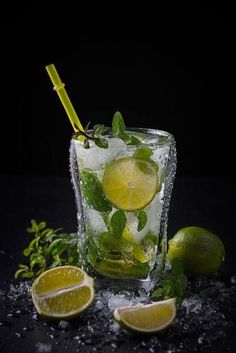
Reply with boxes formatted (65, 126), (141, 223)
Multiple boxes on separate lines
(32, 266), (94, 319)
(114, 298), (176, 333)
(102, 157), (158, 211)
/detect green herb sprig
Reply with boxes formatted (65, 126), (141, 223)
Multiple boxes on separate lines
(15, 220), (78, 279)
(152, 258), (188, 307)
(74, 122), (109, 149)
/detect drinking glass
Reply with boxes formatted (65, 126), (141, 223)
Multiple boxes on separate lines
(70, 128), (176, 292)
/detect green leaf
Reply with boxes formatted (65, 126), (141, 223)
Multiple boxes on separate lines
(23, 247), (32, 257)
(81, 170), (112, 212)
(175, 273), (188, 291)
(93, 124), (109, 137)
(137, 211), (147, 231)
(110, 210), (127, 239)
(84, 138), (90, 149)
(38, 222), (47, 230)
(46, 239), (64, 255)
(112, 111), (126, 136)
(152, 288), (165, 299)
(129, 135), (141, 145)
(94, 138), (109, 148)
(133, 147), (153, 160)
(22, 271), (34, 279)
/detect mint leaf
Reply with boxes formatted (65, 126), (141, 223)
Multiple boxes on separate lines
(133, 147), (153, 160)
(112, 111), (126, 136)
(94, 138), (108, 148)
(93, 124), (109, 137)
(137, 211), (147, 231)
(110, 210), (127, 239)
(129, 135), (141, 145)
(81, 170), (112, 212)
(111, 111), (141, 145)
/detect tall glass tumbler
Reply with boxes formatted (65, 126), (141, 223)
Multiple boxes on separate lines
(70, 128), (176, 292)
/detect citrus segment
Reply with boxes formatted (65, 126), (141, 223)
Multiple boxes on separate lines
(102, 157), (158, 211)
(32, 266), (94, 319)
(114, 298), (176, 333)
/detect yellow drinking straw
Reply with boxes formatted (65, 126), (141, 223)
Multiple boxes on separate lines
(45, 64), (84, 133)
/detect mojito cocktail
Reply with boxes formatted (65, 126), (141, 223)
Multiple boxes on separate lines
(70, 115), (176, 289)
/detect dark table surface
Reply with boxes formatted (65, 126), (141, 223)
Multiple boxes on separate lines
(0, 175), (236, 353)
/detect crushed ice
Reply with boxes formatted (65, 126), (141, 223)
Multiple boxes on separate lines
(1, 276), (236, 352)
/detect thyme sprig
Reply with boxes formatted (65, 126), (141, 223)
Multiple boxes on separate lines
(15, 220), (78, 279)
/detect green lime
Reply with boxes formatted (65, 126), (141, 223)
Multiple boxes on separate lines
(168, 226), (225, 276)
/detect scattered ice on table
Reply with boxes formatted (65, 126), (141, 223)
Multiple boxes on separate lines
(110, 321), (121, 333)
(94, 300), (104, 311)
(7, 281), (31, 300)
(108, 294), (131, 311)
(35, 342), (52, 353)
(182, 297), (203, 315)
(58, 320), (69, 330)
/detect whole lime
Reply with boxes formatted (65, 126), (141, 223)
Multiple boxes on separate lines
(168, 226), (225, 276)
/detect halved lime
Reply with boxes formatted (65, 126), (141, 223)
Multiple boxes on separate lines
(102, 157), (158, 211)
(31, 266), (94, 319)
(114, 298), (176, 333)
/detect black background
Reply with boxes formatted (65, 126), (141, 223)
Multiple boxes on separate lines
(1, 7), (236, 353)
(1, 6), (235, 177)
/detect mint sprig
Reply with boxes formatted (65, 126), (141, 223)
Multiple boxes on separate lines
(152, 258), (188, 307)
(74, 122), (109, 149)
(15, 220), (78, 279)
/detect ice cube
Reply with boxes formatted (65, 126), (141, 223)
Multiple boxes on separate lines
(86, 208), (107, 235)
(182, 297), (203, 315)
(125, 193), (162, 243)
(108, 294), (131, 311)
(75, 138), (127, 170)
(35, 342), (52, 353)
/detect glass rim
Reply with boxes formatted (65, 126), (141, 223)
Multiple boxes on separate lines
(72, 127), (175, 147)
